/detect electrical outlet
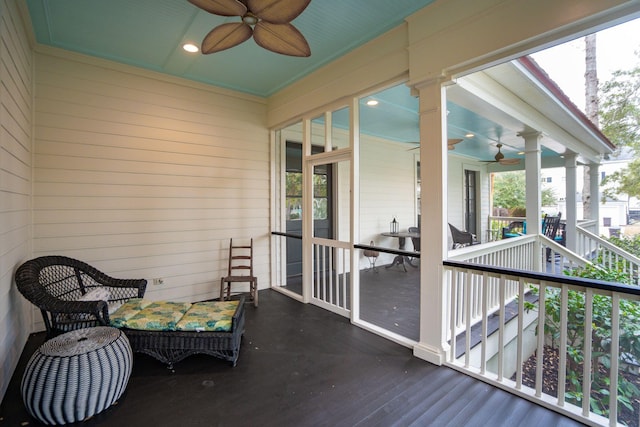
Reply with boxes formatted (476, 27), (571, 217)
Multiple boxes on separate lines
(153, 278), (164, 286)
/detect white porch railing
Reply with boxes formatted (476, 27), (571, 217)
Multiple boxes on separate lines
(311, 237), (351, 316)
(443, 260), (640, 427)
(487, 216), (525, 241)
(576, 226), (640, 285)
(578, 219), (598, 234)
(447, 235), (591, 331)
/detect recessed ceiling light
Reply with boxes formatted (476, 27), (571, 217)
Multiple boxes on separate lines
(183, 43), (199, 53)
(366, 99), (379, 106)
(465, 133), (474, 138)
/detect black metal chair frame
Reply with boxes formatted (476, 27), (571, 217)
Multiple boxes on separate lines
(502, 221), (525, 239)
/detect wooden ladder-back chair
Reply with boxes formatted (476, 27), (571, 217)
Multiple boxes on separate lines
(542, 213), (562, 261)
(542, 213), (562, 240)
(220, 238), (258, 307)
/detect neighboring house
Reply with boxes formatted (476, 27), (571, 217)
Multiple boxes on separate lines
(540, 147), (637, 235)
(2, 3), (640, 424)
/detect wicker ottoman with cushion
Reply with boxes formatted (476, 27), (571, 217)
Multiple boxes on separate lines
(21, 326), (132, 425)
(110, 297), (245, 368)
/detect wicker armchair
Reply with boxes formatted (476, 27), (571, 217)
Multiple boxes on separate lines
(15, 255), (147, 338)
(448, 223), (479, 249)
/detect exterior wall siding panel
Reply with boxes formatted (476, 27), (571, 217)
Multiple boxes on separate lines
(0, 0), (33, 402)
(32, 52), (269, 320)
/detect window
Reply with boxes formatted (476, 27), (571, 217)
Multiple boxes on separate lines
(285, 142), (330, 221)
(312, 166), (328, 220)
(285, 169), (329, 221)
(603, 217), (612, 227)
(286, 171), (303, 220)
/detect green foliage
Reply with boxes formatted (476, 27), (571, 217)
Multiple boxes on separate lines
(599, 54), (640, 200)
(599, 55), (640, 151)
(492, 171), (556, 211)
(532, 263), (640, 417)
(542, 187), (557, 207)
(607, 233), (640, 258)
(602, 157), (640, 200)
(565, 262), (632, 284)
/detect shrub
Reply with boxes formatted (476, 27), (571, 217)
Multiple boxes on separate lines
(534, 264), (640, 417)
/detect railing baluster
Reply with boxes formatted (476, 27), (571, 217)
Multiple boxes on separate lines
(557, 284), (568, 407)
(328, 246), (333, 304)
(465, 269), (472, 368)
(480, 272), (488, 375)
(535, 281), (546, 398)
(609, 293), (620, 427)
(449, 269), (458, 363)
(516, 278), (525, 389)
(497, 274), (506, 382)
(583, 289), (593, 418)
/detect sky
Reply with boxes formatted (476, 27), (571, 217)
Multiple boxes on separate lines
(529, 17), (640, 207)
(531, 17), (640, 112)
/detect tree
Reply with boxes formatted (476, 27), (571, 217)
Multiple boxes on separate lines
(583, 34), (598, 220)
(603, 157), (640, 200)
(600, 52), (640, 200)
(600, 53), (640, 150)
(492, 171), (556, 213)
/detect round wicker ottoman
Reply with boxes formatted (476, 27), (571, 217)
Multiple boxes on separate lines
(21, 326), (132, 425)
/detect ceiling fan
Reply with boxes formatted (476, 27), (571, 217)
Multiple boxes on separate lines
(408, 139), (464, 151)
(484, 143), (520, 165)
(447, 138), (463, 150)
(188, 0), (312, 57)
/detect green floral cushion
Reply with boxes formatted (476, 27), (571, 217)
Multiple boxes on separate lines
(175, 301), (239, 332)
(109, 298), (156, 328)
(123, 301), (192, 331)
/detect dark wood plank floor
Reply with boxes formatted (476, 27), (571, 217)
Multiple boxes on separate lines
(284, 260), (421, 341)
(1, 290), (584, 427)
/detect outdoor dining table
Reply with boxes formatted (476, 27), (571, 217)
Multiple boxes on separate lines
(380, 231), (420, 271)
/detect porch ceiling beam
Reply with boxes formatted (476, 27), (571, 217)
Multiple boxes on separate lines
(451, 70), (605, 164)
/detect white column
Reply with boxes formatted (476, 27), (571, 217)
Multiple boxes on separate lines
(565, 153), (578, 251)
(520, 132), (542, 235)
(413, 78), (449, 365)
(589, 164), (601, 235)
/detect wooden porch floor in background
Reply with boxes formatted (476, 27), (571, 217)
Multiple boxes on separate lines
(1, 290), (584, 427)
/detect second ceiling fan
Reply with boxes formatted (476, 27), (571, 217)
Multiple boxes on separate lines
(188, 0), (312, 57)
(485, 143), (520, 165)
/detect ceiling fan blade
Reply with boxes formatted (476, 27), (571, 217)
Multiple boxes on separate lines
(499, 158), (520, 165)
(201, 23), (253, 54)
(188, 0), (247, 16)
(253, 22), (310, 57)
(247, 0), (311, 24)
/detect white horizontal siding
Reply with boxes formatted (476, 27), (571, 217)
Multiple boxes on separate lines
(0, 0), (32, 402)
(359, 136), (417, 267)
(33, 51), (269, 306)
